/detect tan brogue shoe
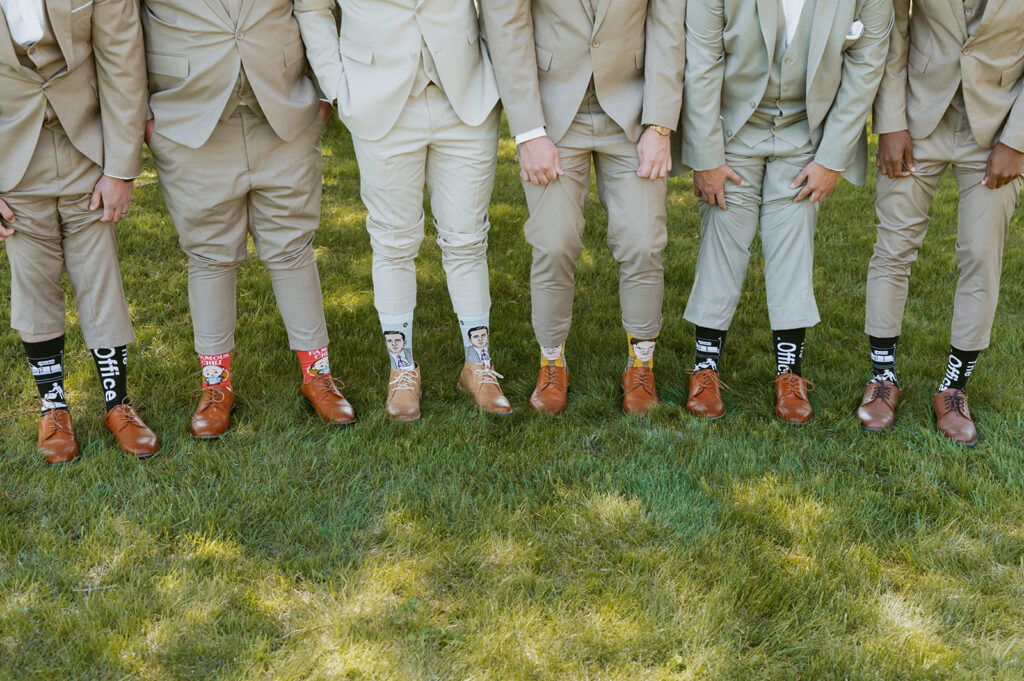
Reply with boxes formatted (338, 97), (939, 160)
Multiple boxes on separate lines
(686, 369), (727, 419)
(302, 375), (357, 425)
(933, 388), (978, 447)
(857, 379), (900, 432)
(386, 365), (421, 422)
(190, 385), (234, 439)
(622, 366), (659, 415)
(38, 408), (78, 465)
(458, 362), (512, 415)
(104, 403), (159, 458)
(774, 372), (813, 424)
(529, 364), (569, 415)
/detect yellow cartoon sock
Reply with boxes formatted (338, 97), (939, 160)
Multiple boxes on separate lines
(540, 343), (565, 368)
(627, 333), (657, 369)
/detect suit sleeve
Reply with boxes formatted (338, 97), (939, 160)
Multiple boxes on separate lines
(479, 0), (546, 137)
(815, 0), (894, 172)
(642, 0), (686, 130)
(998, 81), (1024, 153)
(871, 0), (909, 135)
(680, 0), (726, 170)
(91, 0), (147, 180)
(292, 0), (344, 105)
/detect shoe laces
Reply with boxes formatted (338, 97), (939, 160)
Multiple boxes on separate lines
(42, 408), (72, 439)
(777, 372), (813, 397)
(108, 401), (144, 433)
(625, 367), (656, 396)
(942, 390), (969, 417)
(474, 366), (504, 387)
(688, 369), (730, 395)
(310, 374), (345, 397)
(867, 380), (894, 404)
(389, 367), (420, 393)
(193, 386), (229, 413)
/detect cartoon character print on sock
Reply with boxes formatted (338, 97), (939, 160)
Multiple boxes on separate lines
(385, 330), (414, 370)
(540, 344), (565, 368)
(42, 380), (67, 411)
(297, 346), (332, 382)
(200, 352), (232, 389)
(628, 334), (657, 369)
(467, 326), (492, 366)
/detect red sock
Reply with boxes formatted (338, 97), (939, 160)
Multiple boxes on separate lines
(199, 351), (232, 390)
(297, 346), (331, 383)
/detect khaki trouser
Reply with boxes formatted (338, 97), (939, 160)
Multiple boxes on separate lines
(866, 97), (1022, 350)
(684, 127), (820, 331)
(2, 121), (135, 349)
(523, 89), (667, 347)
(149, 109), (329, 355)
(350, 84), (500, 318)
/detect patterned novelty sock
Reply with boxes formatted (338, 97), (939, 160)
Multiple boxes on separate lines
(199, 351), (232, 391)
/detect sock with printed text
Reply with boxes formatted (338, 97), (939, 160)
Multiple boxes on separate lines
(938, 346), (980, 392)
(297, 346), (331, 382)
(91, 346), (128, 411)
(199, 351), (232, 391)
(773, 328), (806, 376)
(694, 326), (727, 373)
(868, 335), (899, 385)
(24, 335), (68, 413)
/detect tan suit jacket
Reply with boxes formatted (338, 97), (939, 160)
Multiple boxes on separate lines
(140, 0), (319, 148)
(873, 0), (1024, 152)
(0, 0), (146, 192)
(293, 0), (499, 141)
(682, 0), (893, 184)
(479, 0), (686, 144)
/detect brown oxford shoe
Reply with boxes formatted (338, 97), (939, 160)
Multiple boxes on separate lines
(386, 365), (421, 422)
(933, 388), (978, 447)
(190, 385), (235, 439)
(104, 403), (159, 458)
(38, 408), (79, 465)
(857, 379), (900, 432)
(529, 364), (569, 415)
(686, 368), (727, 420)
(302, 375), (357, 425)
(458, 362), (512, 415)
(774, 372), (813, 424)
(622, 366), (659, 415)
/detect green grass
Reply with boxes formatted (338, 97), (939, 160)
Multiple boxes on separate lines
(1, 117), (1023, 680)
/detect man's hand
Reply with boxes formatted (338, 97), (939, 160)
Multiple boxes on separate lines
(983, 142), (1024, 189)
(145, 118), (154, 145)
(0, 198), (15, 241)
(518, 136), (562, 185)
(792, 161), (840, 203)
(693, 165), (744, 210)
(877, 130), (915, 178)
(90, 175), (135, 223)
(637, 127), (672, 179)
(319, 100), (333, 125)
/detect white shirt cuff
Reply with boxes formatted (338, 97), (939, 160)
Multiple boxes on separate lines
(515, 127), (547, 146)
(104, 173), (136, 181)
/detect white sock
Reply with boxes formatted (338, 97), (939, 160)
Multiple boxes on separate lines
(379, 311), (414, 370)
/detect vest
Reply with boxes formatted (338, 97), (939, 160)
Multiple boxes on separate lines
(12, 10), (63, 125)
(218, 0), (265, 120)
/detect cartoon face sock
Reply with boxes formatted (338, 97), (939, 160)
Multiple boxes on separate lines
(773, 328), (806, 376)
(199, 351), (232, 391)
(379, 312), (414, 370)
(868, 335), (899, 385)
(694, 326), (727, 373)
(24, 335), (67, 413)
(91, 346), (128, 411)
(627, 333), (657, 369)
(540, 343), (565, 368)
(938, 346), (980, 392)
(459, 315), (492, 366)
(297, 346), (331, 383)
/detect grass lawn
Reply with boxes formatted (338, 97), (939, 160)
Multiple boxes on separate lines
(2, 117), (1023, 680)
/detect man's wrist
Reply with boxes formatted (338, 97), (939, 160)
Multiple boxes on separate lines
(515, 127), (547, 146)
(642, 124), (672, 137)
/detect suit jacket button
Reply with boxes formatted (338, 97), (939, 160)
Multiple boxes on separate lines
(592, 39), (599, 47)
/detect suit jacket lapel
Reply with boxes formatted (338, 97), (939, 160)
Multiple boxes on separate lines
(755, 0), (777, 69)
(0, 6), (21, 69)
(199, 0), (234, 27)
(947, 0), (967, 38)
(806, 0), (840, 92)
(46, 0), (73, 64)
(592, 0), (610, 35)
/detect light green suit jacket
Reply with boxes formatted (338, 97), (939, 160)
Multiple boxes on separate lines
(681, 0), (893, 185)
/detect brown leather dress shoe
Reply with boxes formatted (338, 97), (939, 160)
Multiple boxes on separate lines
(529, 364), (569, 415)
(38, 408), (79, 465)
(386, 365), (421, 422)
(774, 372), (813, 424)
(857, 379), (900, 432)
(622, 366), (659, 415)
(458, 362), (512, 415)
(104, 403), (159, 458)
(686, 369), (726, 419)
(302, 375), (357, 425)
(190, 385), (235, 439)
(933, 388), (978, 447)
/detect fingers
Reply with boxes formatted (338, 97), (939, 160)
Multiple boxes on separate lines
(0, 224), (14, 240)
(724, 167), (744, 186)
(902, 146), (916, 175)
(0, 198), (14, 223)
(790, 168), (809, 190)
(553, 153), (563, 178)
(794, 183), (813, 203)
(90, 186), (103, 213)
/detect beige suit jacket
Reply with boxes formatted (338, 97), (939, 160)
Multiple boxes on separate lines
(479, 0), (686, 144)
(293, 0), (499, 141)
(873, 0), (1024, 152)
(0, 0), (146, 192)
(140, 0), (319, 148)
(682, 0), (893, 184)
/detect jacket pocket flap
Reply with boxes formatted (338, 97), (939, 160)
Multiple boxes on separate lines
(339, 39), (373, 65)
(907, 46), (929, 75)
(146, 52), (188, 78)
(535, 45), (552, 72)
(282, 38), (305, 68)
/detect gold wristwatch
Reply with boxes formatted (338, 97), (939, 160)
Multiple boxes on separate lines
(643, 124), (671, 137)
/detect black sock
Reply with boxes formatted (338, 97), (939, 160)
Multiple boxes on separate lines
(773, 328), (806, 376)
(91, 346), (128, 411)
(869, 335), (899, 384)
(23, 335), (67, 413)
(938, 346), (980, 392)
(694, 326), (726, 372)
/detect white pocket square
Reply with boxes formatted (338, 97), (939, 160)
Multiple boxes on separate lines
(846, 20), (865, 40)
